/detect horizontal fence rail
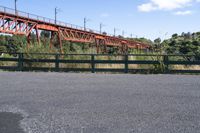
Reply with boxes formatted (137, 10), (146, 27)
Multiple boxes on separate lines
(0, 53), (200, 74)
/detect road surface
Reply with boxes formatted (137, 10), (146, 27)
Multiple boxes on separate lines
(0, 72), (200, 133)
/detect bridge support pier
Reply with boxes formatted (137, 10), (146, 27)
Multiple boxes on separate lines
(58, 29), (63, 53)
(35, 27), (40, 45)
(95, 39), (107, 54)
(26, 27), (41, 48)
(27, 33), (31, 48)
(101, 40), (107, 54)
(121, 44), (129, 55)
(49, 30), (63, 53)
(95, 39), (100, 54)
(50, 32), (55, 49)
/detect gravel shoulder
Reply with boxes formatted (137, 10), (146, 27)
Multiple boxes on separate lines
(0, 72), (200, 133)
(0, 112), (25, 133)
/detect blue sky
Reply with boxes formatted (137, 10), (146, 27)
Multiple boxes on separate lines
(1, 0), (200, 40)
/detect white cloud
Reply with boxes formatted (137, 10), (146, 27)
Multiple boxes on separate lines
(100, 13), (110, 18)
(138, 3), (156, 12)
(138, 0), (199, 12)
(174, 10), (193, 15)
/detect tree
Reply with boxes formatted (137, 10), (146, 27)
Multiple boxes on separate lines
(163, 32), (200, 60)
(153, 38), (162, 53)
(172, 33), (178, 39)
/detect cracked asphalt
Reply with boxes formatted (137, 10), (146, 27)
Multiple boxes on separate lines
(0, 72), (200, 133)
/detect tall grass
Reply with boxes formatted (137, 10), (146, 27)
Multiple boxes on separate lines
(1, 42), (199, 73)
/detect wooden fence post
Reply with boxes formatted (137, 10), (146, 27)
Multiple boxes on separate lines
(124, 54), (129, 73)
(91, 54), (95, 73)
(55, 54), (60, 72)
(18, 53), (23, 71)
(163, 55), (169, 73)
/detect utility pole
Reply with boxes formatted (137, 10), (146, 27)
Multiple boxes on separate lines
(100, 23), (102, 34)
(84, 18), (86, 30)
(55, 7), (58, 24)
(100, 23), (105, 34)
(122, 30), (125, 37)
(114, 28), (119, 36)
(84, 17), (90, 31)
(131, 34), (138, 38)
(54, 7), (61, 24)
(15, 0), (18, 15)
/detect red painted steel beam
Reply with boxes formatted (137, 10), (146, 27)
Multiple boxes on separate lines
(0, 6), (150, 53)
(37, 24), (58, 32)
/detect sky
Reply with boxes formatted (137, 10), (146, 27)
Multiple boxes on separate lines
(1, 0), (200, 40)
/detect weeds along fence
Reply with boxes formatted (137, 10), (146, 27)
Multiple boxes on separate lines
(0, 52), (200, 74)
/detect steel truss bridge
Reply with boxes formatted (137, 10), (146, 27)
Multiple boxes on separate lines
(0, 6), (150, 54)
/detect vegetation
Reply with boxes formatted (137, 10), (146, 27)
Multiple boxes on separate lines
(0, 31), (200, 73)
(0, 33), (95, 54)
(151, 32), (200, 60)
(1, 31), (200, 56)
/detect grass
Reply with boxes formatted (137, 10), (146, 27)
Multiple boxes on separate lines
(0, 54), (18, 67)
(0, 43), (199, 73)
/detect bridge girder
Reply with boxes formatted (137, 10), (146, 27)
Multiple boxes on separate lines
(0, 6), (150, 54)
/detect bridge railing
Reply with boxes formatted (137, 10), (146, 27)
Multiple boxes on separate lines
(0, 53), (200, 74)
(0, 5), (114, 36)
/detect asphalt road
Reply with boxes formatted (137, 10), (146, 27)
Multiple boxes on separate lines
(0, 72), (200, 133)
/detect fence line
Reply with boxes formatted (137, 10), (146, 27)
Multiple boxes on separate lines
(0, 53), (200, 74)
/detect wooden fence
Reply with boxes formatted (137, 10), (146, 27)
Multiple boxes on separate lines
(0, 53), (200, 74)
